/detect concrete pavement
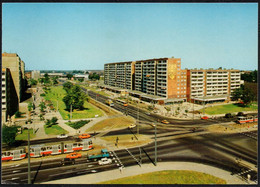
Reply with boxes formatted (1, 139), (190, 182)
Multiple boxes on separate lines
(41, 162), (248, 184)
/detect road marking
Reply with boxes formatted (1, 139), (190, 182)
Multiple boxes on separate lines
(125, 148), (141, 167)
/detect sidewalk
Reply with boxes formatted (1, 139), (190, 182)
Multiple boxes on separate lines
(41, 162), (248, 184)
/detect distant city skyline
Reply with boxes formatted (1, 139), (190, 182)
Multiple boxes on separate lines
(2, 3), (258, 71)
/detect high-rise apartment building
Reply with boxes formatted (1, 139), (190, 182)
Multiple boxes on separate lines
(104, 57), (241, 104)
(1, 68), (19, 124)
(2, 53), (26, 103)
(31, 70), (40, 80)
(187, 68), (241, 103)
(104, 57), (186, 101)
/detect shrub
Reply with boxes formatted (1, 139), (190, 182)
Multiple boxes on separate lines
(40, 93), (46, 97)
(67, 120), (90, 129)
(15, 111), (22, 118)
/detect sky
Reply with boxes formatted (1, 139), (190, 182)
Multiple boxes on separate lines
(2, 3), (258, 71)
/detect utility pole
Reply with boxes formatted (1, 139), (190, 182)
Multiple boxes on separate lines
(154, 123), (157, 166)
(28, 129), (31, 184)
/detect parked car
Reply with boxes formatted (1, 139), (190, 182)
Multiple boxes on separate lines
(60, 158), (75, 166)
(161, 120), (170, 124)
(145, 112), (151, 115)
(128, 124), (137, 129)
(78, 133), (91, 139)
(66, 152), (82, 159)
(98, 158), (112, 165)
(57, 134), (68, 139)
(201, 116), (209, 120)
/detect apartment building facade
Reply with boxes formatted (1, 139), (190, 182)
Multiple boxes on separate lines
(187, 68), (241, 103)
(104, 57), (186, 102)
(104, 57), (241, 104)
(2, 68), (19, 124)
(2, 53), (26, 103)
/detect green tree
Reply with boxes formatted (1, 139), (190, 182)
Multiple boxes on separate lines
(51, 117), (58, 124)
(15, 111), (22, 118)
(28, 102), (34, 112)
(63, 85), (87, 110)
(52, 76), (59, 85)
(2, 125), (18, 146)
(39, 102), (46, 112)
(66, 73), (73, 80)
(231, 87), (243, 101)
(38, 78), (44, 84)
(63, 82), (73, 93)
(28, 78), (38, 86)
(78, 78), (84, 82)
(241, 87), (255, 105)
(44, 73), (50, 84)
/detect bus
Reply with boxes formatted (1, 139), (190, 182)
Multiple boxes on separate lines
(116, 99), (128, 107)
(237, 116), (258, 124)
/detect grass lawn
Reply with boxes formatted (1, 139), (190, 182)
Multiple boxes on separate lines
(15, 129), (36, 141)
(85, 116), (135, 132)
(99, 170), (226, 184)
(200, 103), (258, 115)
(44, 124), (68, 135)
(44, 86), (104, 120)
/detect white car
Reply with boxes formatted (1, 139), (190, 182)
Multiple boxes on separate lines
(57, 134), (68, 139)
(128, 124), (137, 129)
(98, 158), (112, 165)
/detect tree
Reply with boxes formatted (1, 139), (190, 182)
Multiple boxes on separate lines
(52, 76), (58, 85)
(38, 78), (44, 84)
(39, 102), (46, 112)
(63, 82), (73, 93)
(63, 85), (88, 110)
(28, 78), (38, 86)
(45, 117), (58, 128)
(15, 111), (22, 118)
(241, 87), (255, 105)
(231, 87), (243, 101)
(2, 125), (18, 146)
(78, 78), (84, 82)
(89, 72), (100, 80)
(241, 70), (258, 83)
(44, 73), (50, 84)
(28, 102), (34, 112)
(66, 73), (73, 80)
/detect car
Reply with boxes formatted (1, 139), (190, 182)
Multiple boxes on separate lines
(66, 152), (82, 159)
(57, 134), (68, 139)
(78, 133), (91, 139)
(60, 158), (75, 166)
(201, 116), (209, 120)
(145, 112), (151, 115)
(128, 124), (137, 129)
(161, 120), (169, 124)
(98, 158), (112, 165)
